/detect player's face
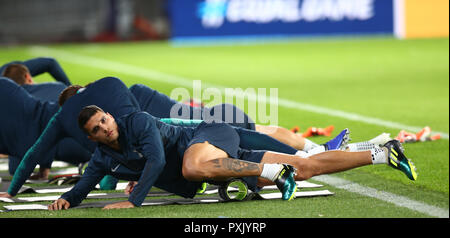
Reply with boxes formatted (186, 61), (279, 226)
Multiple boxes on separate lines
(84, 111), (119, 144)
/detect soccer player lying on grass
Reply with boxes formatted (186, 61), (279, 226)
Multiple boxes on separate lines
(60, 82), (353, 168)
(1, 57), (71, 102)
(0, 57), (308, 151)
(129, 84), (322, 152)
(0, 57), (369, 154)
(0, 75), (392, 199)
(0, 58), (76, 164)
(2, 58), (311, 151)
(0, 57), (322, 152)
(0, 74), (299, 187)
(0, 76), (323, 199)
(61, 83), (325, 153)
(0, 77), (141, 199)
(126, 84), (394, 157)
(48, 105), (417, 210)
(0, 77), (90, 178)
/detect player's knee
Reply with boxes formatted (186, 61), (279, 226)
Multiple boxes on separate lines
(295, 171), (313, 181)
(294, 161), (315, 180)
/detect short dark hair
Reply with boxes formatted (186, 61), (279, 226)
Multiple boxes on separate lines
(78, 105), (105, 134)
(58, 85), (83, 106)
(58, 82), (94, 106)
(2, 64), (30, 85)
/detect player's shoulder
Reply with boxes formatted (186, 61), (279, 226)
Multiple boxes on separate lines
(126, 111), (156, 126)
(95, 76), (125, 87)
(120, 111), (157, 135)
(0, 77), (20, 89)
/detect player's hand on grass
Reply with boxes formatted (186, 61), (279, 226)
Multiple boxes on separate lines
(0, 192), (12, 198)
(48, 198), (70, 210)
(103, 201), (135, 210)
(124, 181), (137, 195)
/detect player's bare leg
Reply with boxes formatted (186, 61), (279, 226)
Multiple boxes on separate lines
(182, 142), (262, 181)
(182, 141), (297, 200)
(256, 150), (372, 185)
(255, 125), (306, 150)
(256, 139), (417, 187)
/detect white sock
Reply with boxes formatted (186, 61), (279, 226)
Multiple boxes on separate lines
(347, 141), (378, 152)
(260, 164), (283, 182)
(307, 145), (326, 155)
(295, 145), (328, 158)
(303, 139), (319, 151)
(295, 145), (326, 158)
(369, 133), (392, 146)
(370, 147), (388, 165)
(295, 150), (310, 158)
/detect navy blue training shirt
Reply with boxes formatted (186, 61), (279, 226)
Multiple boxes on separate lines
(60, 111), (196, 207)
(8, 76), (141, 196)
(0, 57), (71, 86)
(22, 82), (67, 103)
(0, 77), (59, 158)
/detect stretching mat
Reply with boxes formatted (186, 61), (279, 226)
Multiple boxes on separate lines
(2, 190), (334, 211)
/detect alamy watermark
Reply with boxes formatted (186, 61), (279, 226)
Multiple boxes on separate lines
(168, 80), (279, 128)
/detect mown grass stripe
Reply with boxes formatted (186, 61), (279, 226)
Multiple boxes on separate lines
(27, 46), (449, 218)
(29, 46), (448, 139)
(313, 175), (449, 218)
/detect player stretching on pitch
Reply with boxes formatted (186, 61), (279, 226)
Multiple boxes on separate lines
(48, 105), (417, 210)
(1, 77), (347, 199)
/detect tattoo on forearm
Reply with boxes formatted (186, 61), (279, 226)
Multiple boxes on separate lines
(212, 158), (260, 173)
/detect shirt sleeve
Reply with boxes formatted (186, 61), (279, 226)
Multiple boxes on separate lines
(22, 57), (72, 86)
(8, 110), (64, 196)
(60, 149), (105, 207)
(127, 113), (166, 207)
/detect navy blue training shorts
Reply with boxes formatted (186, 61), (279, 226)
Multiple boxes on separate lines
(205, 104), (256, 131)
(187, 121), (266, 192)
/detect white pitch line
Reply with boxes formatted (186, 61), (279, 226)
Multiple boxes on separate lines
(28, 46), (448, 140)
(313, 175), (449, 218)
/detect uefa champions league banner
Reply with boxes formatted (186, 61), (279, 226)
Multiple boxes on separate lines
(168, 0), (394, 42)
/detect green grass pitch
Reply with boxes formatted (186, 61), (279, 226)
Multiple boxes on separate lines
(0, 36), (448, 218)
